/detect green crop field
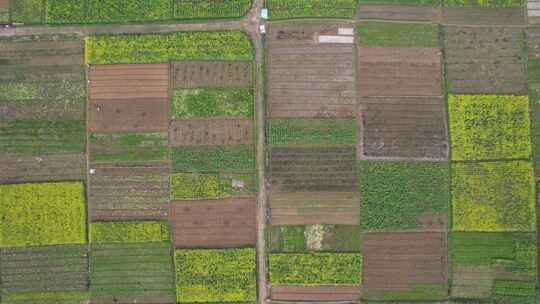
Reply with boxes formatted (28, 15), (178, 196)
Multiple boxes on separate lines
(172, 145), (255, 172)
(175, 248), (257, 302)
(443, 0), (525, 7)
(90, 221), (170, 243)
(267, 119), (357, 147)
(448, 94), (531, 161)
(452, 161), (536, 232)
(358, 0), (438, 5)
(0, 182), (86, 247)
(89, 133), (168, 162)
(171, 88), (254, 119)
(359, 161), (449, 231)
(357, 22), (439, 48)
(85, 31), (253, 64)
(269, 225), (362, 252)
(269, 253), (362, 284)
(267, 0), (359, 19)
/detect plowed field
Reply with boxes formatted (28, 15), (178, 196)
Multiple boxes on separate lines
(172, 60), (252, 88)
(169, 118), (253, 146)
(0, 153), (86, 183)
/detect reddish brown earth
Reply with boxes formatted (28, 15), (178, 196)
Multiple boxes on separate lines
(172, 60), (252, 88)
(0, 153), (86, 183)
(271, 285), (361, 301)
(363, 232), (448, 299)
(267, 23), (356, 118)
(169, 197), (256, 248)
(270, 192), (359, 225)
(358, 47), (442, 97)
(89, 160), (170, 221)
(441, 7), (524, 25)
(358, 4), (439, 22)
(358, 96), (448, 159)
(445, 26), (527, 94)
(0, 0), (9, 10)
(169, 118), (253, 146)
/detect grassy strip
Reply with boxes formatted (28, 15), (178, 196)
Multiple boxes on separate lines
(267, 0), (359, 19)
(89, 133), (168, 162)
(172, 145), (255, 172)
(85, 31), (253, 64)
(0, 81), (85, 103)
(270, 225), (362, 252)
(172, 88), (253, 119)
(267, 119), (357, 147)
(269, 253), (362, 284)
(90, 221), (170, 243)
(359, 161), (449, 231)
(358, 0), (439, 5)
(0, 182), (86, 247)
(357, 22), (439, 48)
(175, 248), (257, 302)
(3, 291), (89, 304)
(448, 94), (531, 161)
(452, 161), (536, 232)
(443, 0), (525, 7)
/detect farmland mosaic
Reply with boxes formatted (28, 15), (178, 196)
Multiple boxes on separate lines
(1, 1), (540, 303)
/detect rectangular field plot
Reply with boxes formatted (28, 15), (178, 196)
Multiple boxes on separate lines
(0, 0), (8, 22)
(89, 63), (169, 133)
(267, 118), (357, 147)
(175, 248), (257, 302)
(269, 224), (361, 252)
(359, 96), (448, 159)
(357, 22), (439, 48)
(358, 47), (442, 97)
(170, 172), (256, 200)
(442, 7), (525, 25)
(357, 5), (439, 22)
(171, 88), (254, 119)
(267, 23), (356, 118)
(89, 161), (170, 220)
(90, 242), (175, 304)
(363, 232), (448, 301)
(269, 147), (357, 192)
(169, 198), (256, 248)
(445, 26), (527, 94)
(90, 133), (168, 162)
(450, 232), (537, 302)
(270, 192), (359, 225)
(452, 161), (536, 232)
(90, 221), (170, 243)
(172, 61), (252, 88)
(359, 161), (449, 232)
(0, 244), (88, 303)
(169, 118), (253, 146)
(0, 153), (86, 183)
(267, 0), (359, 19)
(271, 285), (361, 301)
(172, 145), (255, 172)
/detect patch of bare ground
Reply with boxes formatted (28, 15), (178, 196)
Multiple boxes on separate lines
(358, 5), (440, 22)
(172, 60), (252, 88)
(169, 118), (253, 146)
(0, 153), (86, 183)
(442, 8), (525, 25)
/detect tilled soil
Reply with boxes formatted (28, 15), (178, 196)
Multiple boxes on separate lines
(172, 60), (252, 88)
(442, 7), (524, 25)
(169, 118), (253, 146)
(0, 153), (86, 183)
(357, 4), (439, 22)
(169, 197), (256, 248)
(363, 232), (448, 300)
(271, 285), (361, 301)
(270, 192), (359, 225)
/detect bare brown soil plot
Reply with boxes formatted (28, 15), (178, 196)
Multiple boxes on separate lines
(267, 23), (356, 118)
(363, 232), (448, 300)
(172, 60), (252, 88)
(359, 96), (448, 159)
(169, 118), (253, 146)
(442, 8), (524, 25)
(89, 160), (170, 221)
(0, 153), (86, 183)
(169, 197), (256, 248)
(270, 147), (357, 192)
(0, 0), (8, 10)
(270, 192), (359, 225)
(358, 47), (442, 97)
(445, 26), (527, 94)
(271, 285), (361, 301)
(358, 5), (440, 22)
(89, 98), (168, 133)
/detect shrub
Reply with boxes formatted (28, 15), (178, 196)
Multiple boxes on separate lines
(85, 31), (253, 64)
(172, 145), (255, 172)
(267, 119), (357, 147)
(269, 253), (362, 284)
(171, 89), (254, 119)
(175, 248), (257, 302)
(357, 22), (439, 48)
(448, 94), (531, 161)
(452, 161), (536, 232)
(0, 182), (86, 247)
(359, 161), (449, 231)
(90, 221), (170, 243)
(267, 0), (359, 19)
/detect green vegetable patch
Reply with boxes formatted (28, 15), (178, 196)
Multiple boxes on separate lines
(90, 221), (170, 243)
(359, 161), (449, 232)
(172, 145), (255, 172)
(175, 248), (257, 302)
(267, 118), (357, 147)
(267, 0), (359, 19)
(171, 88), (253, 119)
(452, 161), (536, 232)
(0, 182), (86, 247)
(358, 22), (439, 48)
(170, 172), (255, 199)
(269, 225), (362, 252)
(443, 0), (525, 7)
(448, 94), (531, 161)
(89, 133), (168, 162)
